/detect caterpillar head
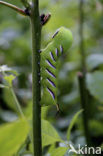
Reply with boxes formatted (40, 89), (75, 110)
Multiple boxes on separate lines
(52, 27), (73, 52)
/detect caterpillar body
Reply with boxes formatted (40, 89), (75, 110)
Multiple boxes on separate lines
(40, 27), (73, 107)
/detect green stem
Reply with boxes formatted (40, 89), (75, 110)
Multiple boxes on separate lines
(79, 0), (86, 73)
(10, 87), (25, 118)
(0, 69), (24, 118)
(30, 0), (42, 156)
(78, 73), (91, 147)
(0, 1), (27, 16)
(10, 86), (32, 142)
(79, 0), (92, 149)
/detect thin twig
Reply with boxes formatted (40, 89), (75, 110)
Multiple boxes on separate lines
(10, 87), (25, 118)
(10, 86), (33, 143)
(0, 1), (28, 16)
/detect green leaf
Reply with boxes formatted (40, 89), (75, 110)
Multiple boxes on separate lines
(29, 119), (62, 151)
(48, 144), (56, 155)
(86, 71), (103, 103)
(67, 110), (83, 140)
(86, 54), (103, 70)
(50, 147), (68, 156)
(42, 119), (62, 146)
(0, 118), (29, 156)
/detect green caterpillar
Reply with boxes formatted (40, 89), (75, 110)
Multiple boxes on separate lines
(40, 27), (73, 107)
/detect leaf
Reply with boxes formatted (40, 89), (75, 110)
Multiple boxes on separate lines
(50, 147), (68, 156)
(67, 110), (83, 140)
(86, 71), (103, 103)
(42, 119), (62, 146)
(62, 90), (79, 104)
(0, 118), (29, 156)
(48, 144), (56, 155)
(29, 119), (62, 151)
(86, 54), (103, 70)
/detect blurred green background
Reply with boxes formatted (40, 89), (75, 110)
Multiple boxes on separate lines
(0, 0), (103, 155)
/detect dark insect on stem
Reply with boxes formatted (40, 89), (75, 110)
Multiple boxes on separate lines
(24, 8), (31, 16)
(24, 10), (51, 25)
(40, 13), (51, 25)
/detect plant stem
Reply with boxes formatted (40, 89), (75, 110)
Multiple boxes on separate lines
(0, 1), (28, 16)
(79, 0), (92, 148)
(10, 87), (25, 118)
(78, 73), (91, 147)
(30, 0), (42, 156)
(10, 86), (33, 143)
(79, 0), (86, 74)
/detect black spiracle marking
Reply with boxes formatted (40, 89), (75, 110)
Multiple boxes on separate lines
(46, 59), (56, 69)
(47, 87), (55, 100)
(50, 52), (56, 61)
(47, 77), (56, 88)
(46, 68), (56, 78)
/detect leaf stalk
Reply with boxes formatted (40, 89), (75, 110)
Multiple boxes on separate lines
(0, 1), (28, 16)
